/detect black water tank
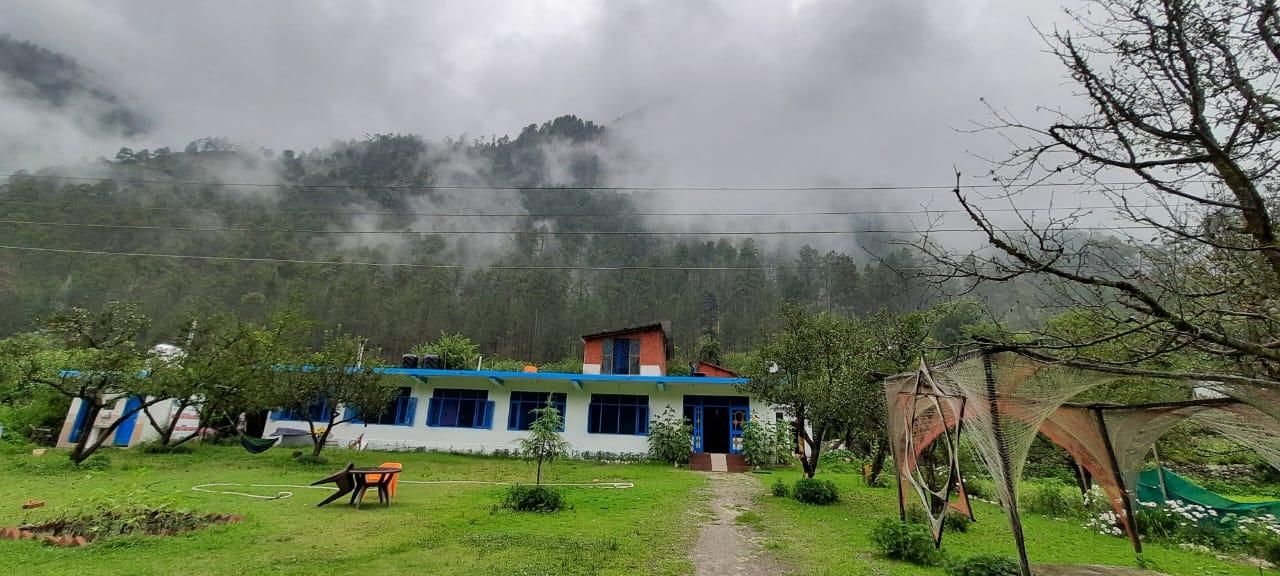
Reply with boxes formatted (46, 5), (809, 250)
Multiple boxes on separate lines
(420, 354), (444, 369)
(401, 354), (419, 368)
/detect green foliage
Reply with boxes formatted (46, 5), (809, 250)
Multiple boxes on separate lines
(500, 484), (564, 513)
(964, 478), (995, 501)
(771, 478), (790, 498)
(869, 518), (942, 566)
(292, 453), (330, 466)
(646, 406), (691, 465)
(818, 448), (859, 474)
(944, 510), (972, 533)
(741, 416), (782, 468)
(137, 441), (195, 454)
(413, 332), (480, 370)
(537, 357), (581, 374)
(792, 478), (839, 505)
(944, 555), (1020, 576)
(1021, 480), (1084, 518)
(484, 358), (529, 372)
(271, 329), (394, 457)
(516, 398), (571, 484)
(77, 453), (112, 471)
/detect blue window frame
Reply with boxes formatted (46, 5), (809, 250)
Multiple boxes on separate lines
(587, 394), (649, 435)
(346, 387), (417, 426)
(600, 338), (641, 375)
(508, 391), (567, 431)
(274, 396), (329, 422)
(426, 389), (494, 429)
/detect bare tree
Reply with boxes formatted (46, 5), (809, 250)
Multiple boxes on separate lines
(918, 0), (1280, 387)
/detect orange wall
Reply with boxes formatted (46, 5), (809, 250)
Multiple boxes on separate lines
(695, 362), (737, 378)
(583, 328), (667, 374)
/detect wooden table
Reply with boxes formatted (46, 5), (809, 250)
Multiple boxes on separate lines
(349, 467), (401, 509)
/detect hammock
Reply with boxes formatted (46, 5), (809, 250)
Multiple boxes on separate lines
(239, 434), (278, 454)
(1137, 467), (1280, 517)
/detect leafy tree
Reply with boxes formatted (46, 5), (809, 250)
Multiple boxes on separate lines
(138, 312), (286, 447)
(0, 333), (71, 441)
(743, 304), (864, 478)
(271, 331), (394, 457)
(516, 398), (571, 484)
(413, 332), (480, 370)
(27, 302), (167, 463)
(918, 0), (1280, 389)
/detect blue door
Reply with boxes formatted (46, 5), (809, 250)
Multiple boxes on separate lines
(68, 399), (93, 443)
(113, 396), (143, 446)
(691, 406), (704, 453)
(729, 406), (749, 454)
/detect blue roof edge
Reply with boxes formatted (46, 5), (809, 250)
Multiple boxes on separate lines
(376, 367), (749, 385)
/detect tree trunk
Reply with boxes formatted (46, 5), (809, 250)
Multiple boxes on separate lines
(800, 424), (825, 479)
(536, 458), (543, 485)
(70, 402), (102, 464)
(866, 440), (888, 486)
(312, 427), (330, 457)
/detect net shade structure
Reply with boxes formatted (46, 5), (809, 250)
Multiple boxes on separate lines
(884, 349), (1280, 576)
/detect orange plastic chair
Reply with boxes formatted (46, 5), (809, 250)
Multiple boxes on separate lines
(363, 462), (403, 501)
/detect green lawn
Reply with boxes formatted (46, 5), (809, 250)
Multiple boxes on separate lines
(0, 447), (1263, 576)
(751, 468), (1263, 576)
(0, 446), (706, 576)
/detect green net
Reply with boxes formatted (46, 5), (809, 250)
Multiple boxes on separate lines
(1137, 467), (1280, 517)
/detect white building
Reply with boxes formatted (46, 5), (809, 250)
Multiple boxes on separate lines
(265, 323), (770, 459)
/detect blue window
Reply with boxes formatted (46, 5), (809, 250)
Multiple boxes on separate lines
(508, 391), (567, 431)
(601, 338), (641, 375)
(426, 389), (494, 429)
(587, 394), (649, 435)
(274, 396), (329, 422)
(347, 387), (416, 426)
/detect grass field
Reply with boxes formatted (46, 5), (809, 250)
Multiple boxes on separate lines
(0, 446), (1265, 576)
(752, 468), (1263, 576)
(0, 446), (706, 576)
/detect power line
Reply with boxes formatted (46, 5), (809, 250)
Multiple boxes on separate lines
(0, 171), (1193, 192)
(0, 219), (1162, 236)
(0, 243), (1147, 273)
(0, 199), (1177, 218)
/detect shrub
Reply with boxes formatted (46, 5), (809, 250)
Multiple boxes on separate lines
(647, 407), (692, 465)
(793, 478), (839, 505)
(944, 510), (973, 533)
(869, 518), (942, 566)
(945, 554), (1020, 576)
(771, 478), (790, 498)
(77, 453), (112, 470)
(292, 453), (329, 466)
(138, 441), (195, 454)
(818, 448), (858, 474)
(500, 484), (563, 513)
(742, 417), (778, 468)
(905, 505), (929, 525)
(1021, 480), (1083, 518)
(964, 478), (995, 501)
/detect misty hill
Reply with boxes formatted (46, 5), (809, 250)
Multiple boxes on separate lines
(0, 115), (1035, 362)
(0, 35), (149, 136)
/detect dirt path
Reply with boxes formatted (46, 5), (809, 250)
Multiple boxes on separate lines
(691, 473), (787, 576)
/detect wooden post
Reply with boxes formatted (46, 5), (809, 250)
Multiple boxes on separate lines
(1152, 444), (1170, 501)
(982, 351), (1032, 576)
(1095, 407), (1142, 553)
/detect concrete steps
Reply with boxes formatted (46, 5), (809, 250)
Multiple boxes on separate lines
(688, 452), (749, 472)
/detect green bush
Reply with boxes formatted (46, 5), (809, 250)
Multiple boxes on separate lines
(1021, 480), (1082, 518)
(945, 554), (1020, 576)
(742, 417), (779, 468)
(793, 478), (839, 505)
(647, 407), (692, 465)
(819, 448), (858, 473)
(138, 441), (195, 454)
(500, 484), (564, 513)
(964, 478), (995, 501)
(944, 510), (973, 533)
(869, 518), (942, 566)
(771, 478), (790, 498)
(77, 453), (112, 470)
(292, 453), (330, 466)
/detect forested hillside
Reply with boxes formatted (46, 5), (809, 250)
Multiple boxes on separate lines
(0, 116), (1041, 362)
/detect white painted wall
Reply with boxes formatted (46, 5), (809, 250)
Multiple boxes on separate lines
(56, 395), (184, 448)
(263, 377), (770, 455)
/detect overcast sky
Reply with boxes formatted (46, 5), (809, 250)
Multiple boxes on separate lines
(1, 0), (1076, 183)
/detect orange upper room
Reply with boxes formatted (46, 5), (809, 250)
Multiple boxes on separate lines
(581, 322), (673, 376)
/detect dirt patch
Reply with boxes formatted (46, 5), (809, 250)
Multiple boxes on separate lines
(1, 506), (242, 547)
(691, 473), (787, 576)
